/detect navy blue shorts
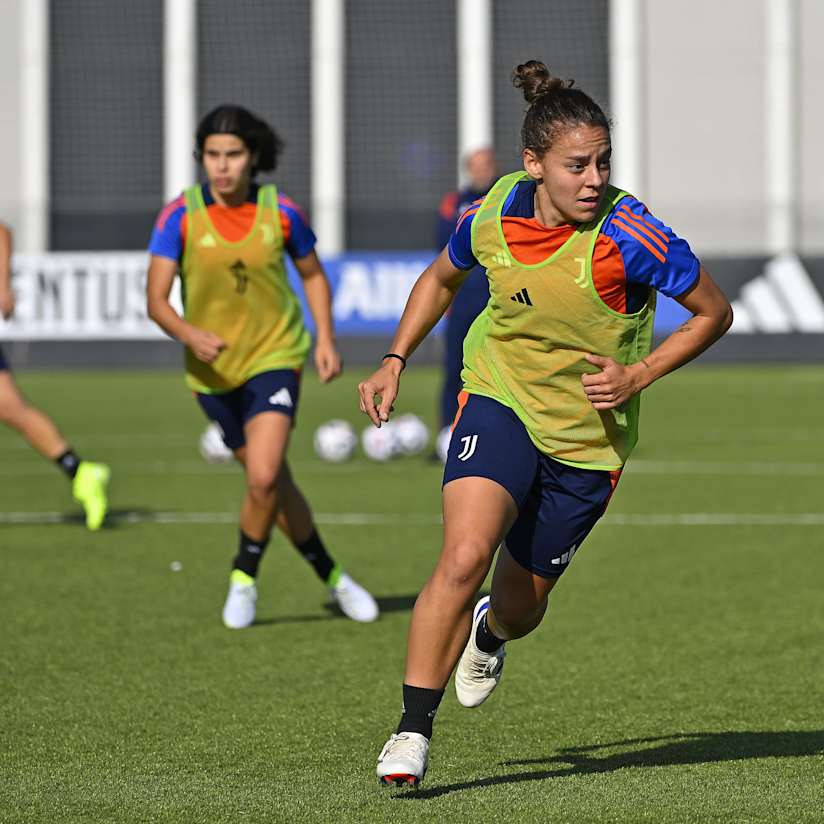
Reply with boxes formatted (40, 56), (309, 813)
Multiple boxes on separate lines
(443, 393), (620, 578)
(196, 369), (301, 451)
(0, 344), (8, 372)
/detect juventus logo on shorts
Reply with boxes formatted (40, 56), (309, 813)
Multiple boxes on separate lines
(457, 434), (478, 461)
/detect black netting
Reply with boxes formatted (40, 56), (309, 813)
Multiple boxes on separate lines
(46, 2), (608, 252)
(345, 0), (457, 250)
(197, 1), (311, 216)
(50, 0), (163, 250)
(493, 0), (609, 174)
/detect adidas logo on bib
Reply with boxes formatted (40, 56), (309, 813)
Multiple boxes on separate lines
(493, 250), (511, 267)
(510, 288), (533, 306)
(269, 388), (293, 408)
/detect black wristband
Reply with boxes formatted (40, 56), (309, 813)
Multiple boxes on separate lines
(382, 353), (407, 369)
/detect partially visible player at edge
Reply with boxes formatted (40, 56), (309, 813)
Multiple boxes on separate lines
(0, 222), (110, 530)
(360, 61), (732, 786)
(147, 105), (378, 628)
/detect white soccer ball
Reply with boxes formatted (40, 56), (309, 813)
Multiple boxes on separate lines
(393, 413), (430, 456)
(313, 419), (358, 463)
(435, 425), (452, 464)
(361, 421), (401, 462)
(199, 422), (234, 464)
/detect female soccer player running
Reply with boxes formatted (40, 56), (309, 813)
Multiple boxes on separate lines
(0, 222), (110, 529)
(361, 61), (732, 786)
(148, 105), (378, 628)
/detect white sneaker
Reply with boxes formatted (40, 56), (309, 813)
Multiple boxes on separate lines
(222, 571), (257, 629)
(330, 572), (379, 622)
(455, 595), (506, 707)
(376, 732), (429, 787)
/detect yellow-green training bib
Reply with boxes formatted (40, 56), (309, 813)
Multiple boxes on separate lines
(461, 172), (656, 469)
(180, 184), (310, 393)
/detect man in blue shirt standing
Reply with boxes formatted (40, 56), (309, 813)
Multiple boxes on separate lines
(435, 148), (497, 435)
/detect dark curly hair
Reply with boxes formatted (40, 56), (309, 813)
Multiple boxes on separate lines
(194, 104), (283, 175)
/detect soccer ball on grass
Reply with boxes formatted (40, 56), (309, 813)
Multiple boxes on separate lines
(393, 413), (430, 456)
(361, 421), (402, 462)
(313, 419), (358, 462)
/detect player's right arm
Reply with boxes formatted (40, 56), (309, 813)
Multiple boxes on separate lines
(146, 198), (226, 363)
(0, 222), (15, 320)
(146, 255), (226, 363)
(358, 247), (468, 426)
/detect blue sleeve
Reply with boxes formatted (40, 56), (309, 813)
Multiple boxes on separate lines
(447, 207), (480, 270)
(279, 195), (317, 260)
(603, 196), (700, 298)
(148, 197), (185, 261)
(437, 213), (455, 251)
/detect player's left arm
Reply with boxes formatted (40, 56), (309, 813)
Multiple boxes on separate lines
(292, 250), (342, 384)
(582, 265), (732, 409)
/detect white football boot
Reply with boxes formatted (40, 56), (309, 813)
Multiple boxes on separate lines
(455, 595), (506, 707)
(376, 732), (429, 787)
(222, 570), (257, 629)
(330, 571), (379, 622)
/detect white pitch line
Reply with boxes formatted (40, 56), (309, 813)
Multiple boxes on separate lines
(605, 513), (824, 526)
(0, 458), (822, 478)
(1, 511), (823, 527)
(0, 461), (422, 477)
(626, 460), (824, 476)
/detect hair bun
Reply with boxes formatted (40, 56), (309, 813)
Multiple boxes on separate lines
(512, 60), (568, 104)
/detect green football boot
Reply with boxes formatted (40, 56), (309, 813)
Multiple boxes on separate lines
(72, 461), (111, 531)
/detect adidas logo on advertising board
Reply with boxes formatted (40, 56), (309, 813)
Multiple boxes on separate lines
(729, 254), (824, 333)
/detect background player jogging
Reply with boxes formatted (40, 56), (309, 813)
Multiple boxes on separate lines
(0, 221), (110, 530)
(359, 60), (733, 787)
(148, 104), (378, 629)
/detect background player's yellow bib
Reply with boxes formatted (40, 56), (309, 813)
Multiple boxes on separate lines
(181, 184), (310, 393)
(462, 172), (656, 470)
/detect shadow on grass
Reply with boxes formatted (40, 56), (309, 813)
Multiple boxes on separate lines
(399, 730), (824, 800)
(253, 593), (421, 626)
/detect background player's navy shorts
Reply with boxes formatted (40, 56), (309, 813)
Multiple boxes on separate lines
(443, 393), (620, 578)
(0, 344), (9, 371)
(196, 369), (301, 451)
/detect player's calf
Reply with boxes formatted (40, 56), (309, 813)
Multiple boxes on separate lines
(455, 595), (506, 708)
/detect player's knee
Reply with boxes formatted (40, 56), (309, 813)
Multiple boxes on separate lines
(436, 538), (491, 590)
(246, 470), (278, 503)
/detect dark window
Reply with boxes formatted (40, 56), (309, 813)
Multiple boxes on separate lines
(50, 0), (163, 250)
(197, 1), (312, 218)
(346, 0), (457, 249)
(493, 0), (609, 173)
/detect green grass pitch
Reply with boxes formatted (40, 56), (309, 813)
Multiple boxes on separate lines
(1, 364), (822, 823)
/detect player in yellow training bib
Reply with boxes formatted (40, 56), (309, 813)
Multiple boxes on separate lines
(362, 60), (733, 787)
(148, 105), (378, 629)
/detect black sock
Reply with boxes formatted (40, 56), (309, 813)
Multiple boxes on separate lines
(396, 684), (444, 740)
(232, 530), (270, 578)
(475, 613), (506, 653)
(55, 448), (81, 480)
(293, 530), (336, 583)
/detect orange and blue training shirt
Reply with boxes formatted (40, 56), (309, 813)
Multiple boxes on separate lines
(448, 178), (699, 312)
(148, 182), (316, 263)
